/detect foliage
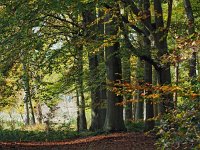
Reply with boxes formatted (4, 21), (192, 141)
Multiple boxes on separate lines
(0, 0), (199, 147)
(156, 79), (200, 149)
(126, 121), (145, 132)
(0, 128), (102, 142)
(0, 129), (79, 142)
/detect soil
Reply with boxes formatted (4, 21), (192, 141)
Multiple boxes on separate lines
(0, 132), (156, 150)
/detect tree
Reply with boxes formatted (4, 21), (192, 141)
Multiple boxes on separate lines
(76, 45), (87, 131)
(135, 59), (144, 121)
(83, 5), (106, 131)
(103, 4), (126, 132)
(183, 0), (196, 78)
(143, 0), (154, 131)
(122, 0), (173, 113)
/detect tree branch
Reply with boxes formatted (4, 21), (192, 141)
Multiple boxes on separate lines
(121, 0), (153, 31)
(120, 22), (161, 71)
(45, 13), (83, 29)
(165, 0), (173, 33)
(121, 16), (147, 36)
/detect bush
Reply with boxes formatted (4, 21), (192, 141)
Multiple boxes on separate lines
(126, 121), (145, 132)
(0, 129), (80, 142)
(156, 99), (200, 149)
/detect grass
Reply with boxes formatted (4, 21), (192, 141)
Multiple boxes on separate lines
(0, 129), (98, 142)
(0, 119), (146, 142)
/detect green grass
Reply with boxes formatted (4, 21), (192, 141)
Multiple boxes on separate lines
(0, 119), (146, 142)
(0, 129), (102, 142)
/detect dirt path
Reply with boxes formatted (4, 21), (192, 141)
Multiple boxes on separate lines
(0, 132), (156, 150)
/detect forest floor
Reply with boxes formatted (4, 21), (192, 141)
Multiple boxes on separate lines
(0, 132), (156, 150)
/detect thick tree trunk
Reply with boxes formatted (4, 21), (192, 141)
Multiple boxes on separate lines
(89, 53), (106, 131)
(104, 7), (126, 132)
(89, 54), (104, 131)
(104, 42), (126, 132)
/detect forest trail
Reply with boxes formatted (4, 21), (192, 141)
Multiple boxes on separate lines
(0, 132), (156, 150)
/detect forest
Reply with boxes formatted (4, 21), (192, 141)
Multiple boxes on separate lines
(0, 0), (199, 149)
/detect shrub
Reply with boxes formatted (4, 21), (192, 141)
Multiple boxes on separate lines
(156, 97), (200, 149)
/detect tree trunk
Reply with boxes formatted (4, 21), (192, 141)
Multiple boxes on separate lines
(29, 91), (36, 125)
(143, 0), (154, 131)
(89, 52), (106, 131)
(22, 63), (33, 125)
(144, 61), (154, 130)
(135, 59), (144, 121)
(76, 89), (80, 132)
(183, 0), (196, 78)
(104, 7), (126, 132)
(152, 68), (159, 117)
(79, 89), (87, 131)
(23, 91), (30, 125)
(121, 7), (133, 124)
(154, 0), (173, 113)
(36, 102), (43, 124)
(97, 10), (107, 129)
(83, 5), (106, 131)
(122, 55), (132, 123)
(173, 63), (179, 108)
(76, 46), (87, 131)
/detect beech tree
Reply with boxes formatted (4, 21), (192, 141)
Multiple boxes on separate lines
(103, 3), (126, 132)
(0, 0), (199, 139)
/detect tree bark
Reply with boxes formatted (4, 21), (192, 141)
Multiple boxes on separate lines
(104, 6), (126, 132)
(76, 46), (87, 131)
(122, 54), (133, 123)
(83, 5), (106, 131)
(143, 0), (154, 131)
(121, 5), (133, 124)
(135, 59), (144, 121)
(22, 62), (36, 125)
(183, 0), (196, 78)
(76, 89), (80, 132)
(154, 0), (173, 113)
(152, 68), (159, 117)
